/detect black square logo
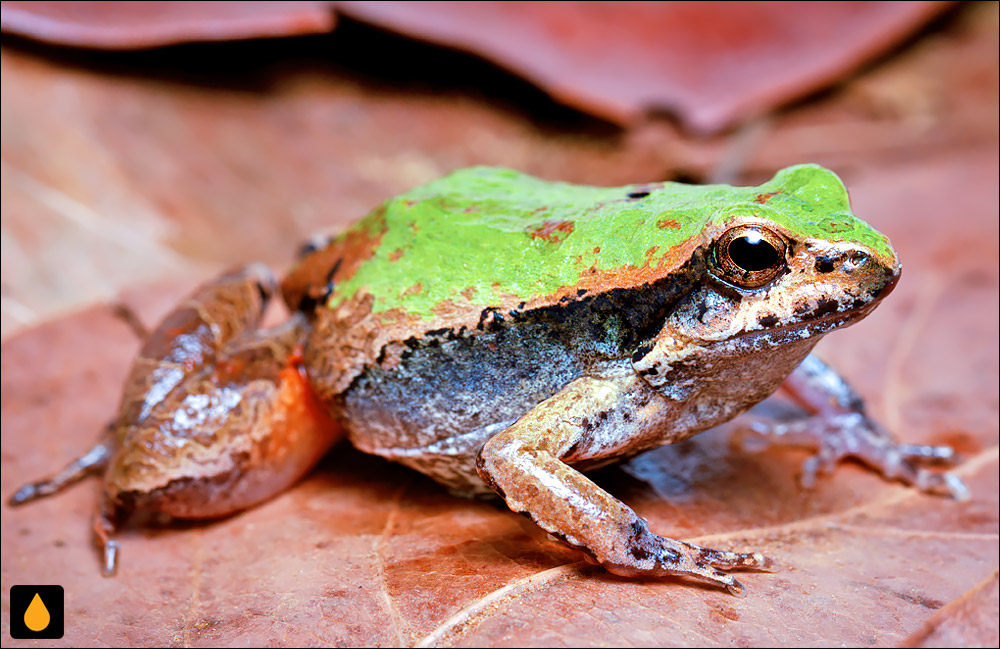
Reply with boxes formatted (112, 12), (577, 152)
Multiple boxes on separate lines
(9, 585), (64, 639)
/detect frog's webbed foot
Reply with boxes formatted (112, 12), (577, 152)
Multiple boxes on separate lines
(739, 355), (969, 501)
(741, 413), (967, 500)
(477, 369), (776, 596)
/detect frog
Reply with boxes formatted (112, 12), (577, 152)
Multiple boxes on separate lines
(10, 164), (966, 596)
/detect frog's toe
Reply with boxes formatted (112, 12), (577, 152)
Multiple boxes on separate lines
(686, 563), (749, 597)
(898, 443), (958, 463)
(800, 449), (841, 488)
(915, 468), (970, 501)
(693, 545), (779, 573)
(101, 540), (119, 578)
(650, 540), (777, 595)
(724, 577), (748, 598)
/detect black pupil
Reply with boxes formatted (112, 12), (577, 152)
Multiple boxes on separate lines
(728, 235), (779, 272)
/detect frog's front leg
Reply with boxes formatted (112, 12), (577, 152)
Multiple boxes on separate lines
(476, 368), (775, 597)
(742, 355), (968, 500)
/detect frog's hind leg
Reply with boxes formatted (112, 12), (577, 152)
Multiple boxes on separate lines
(476, 367), (776, 597)
(740, 354), (968, 500)
(8, 423), (116, 506)
(105, 312), (344, 522)
(8, 422), (124, 576)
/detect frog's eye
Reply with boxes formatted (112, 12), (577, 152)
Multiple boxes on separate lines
(713, 226), (787, 289)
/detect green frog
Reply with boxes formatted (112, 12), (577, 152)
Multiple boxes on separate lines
(10, 165), (964, 596)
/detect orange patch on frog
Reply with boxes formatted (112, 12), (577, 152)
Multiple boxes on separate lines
(657, 218), (681, 230)
(527, 219), (575, 243)
(281, 207), (387, 310)
(388, 248), (406, 262)
(264, 363), (344, 476)
(755, 191), (780, 204)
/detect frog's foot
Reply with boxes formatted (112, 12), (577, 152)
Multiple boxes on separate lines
(744, 354), (970, 501)
(739, 412), (968, 501)
(8, 424), (115, 506)
(609, 522), (777, 597)
(477, 370), (778, 596)
(92, 496), (121, 577)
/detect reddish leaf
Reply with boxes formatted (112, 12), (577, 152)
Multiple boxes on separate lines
(903, 570), (999, 648)
(0, 1), (336, 48)
(1, 1), (954, 132)
(334, 1), (954, 132)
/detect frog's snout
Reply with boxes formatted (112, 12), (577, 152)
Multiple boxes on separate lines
(878, 264), (901, 300)
(811, 245), (900, 301)
(863, 250), (901, 302)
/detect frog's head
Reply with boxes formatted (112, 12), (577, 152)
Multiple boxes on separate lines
(650, 165), (900, 353)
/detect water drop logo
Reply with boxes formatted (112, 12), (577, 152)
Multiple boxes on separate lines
(10, 585), (64, 639)
(24, 593), (50, 631)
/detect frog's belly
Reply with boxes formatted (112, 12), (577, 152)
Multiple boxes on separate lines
(348, 420), (512, 495)
(337, 327), (592, 494)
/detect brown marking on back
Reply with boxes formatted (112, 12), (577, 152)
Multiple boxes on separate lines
(527, 220), (575, 243)
(401, 283), (424, 297)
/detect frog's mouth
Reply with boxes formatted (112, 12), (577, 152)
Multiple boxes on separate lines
(736, 269), (900, 346)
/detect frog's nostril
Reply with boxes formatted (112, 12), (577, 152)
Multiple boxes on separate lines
(815, 256), (837, 274)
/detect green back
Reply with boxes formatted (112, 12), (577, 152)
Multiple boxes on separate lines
(328, 165), (894, 320)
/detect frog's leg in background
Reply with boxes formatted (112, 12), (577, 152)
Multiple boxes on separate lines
(476, 368), (776, 597)
(10, 265), (343, 576)
(743, 354), (968, 500)
(8, 424), (116, 506)
(109, 301), (151, 342)
(7, 300), (162, 507)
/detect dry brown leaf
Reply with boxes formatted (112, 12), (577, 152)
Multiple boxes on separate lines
(334, 0), (955, 132)
(0, 1), (336, 48)
(1, 1), (954, 132)
(2, 149), (996, 646)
